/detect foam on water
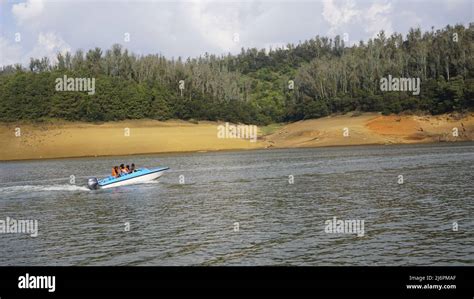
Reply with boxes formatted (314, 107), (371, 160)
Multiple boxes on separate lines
(0, 184), (90, 194)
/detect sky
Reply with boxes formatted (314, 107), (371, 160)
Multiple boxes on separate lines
(0, 0), (472, 67)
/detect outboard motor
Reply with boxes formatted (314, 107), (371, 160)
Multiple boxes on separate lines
(87, 178), (99, 190)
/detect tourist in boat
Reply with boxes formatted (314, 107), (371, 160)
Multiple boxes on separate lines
(130, 163), (136, 172)
(120, 164), (129, 175)
(112, 166), (120, 178)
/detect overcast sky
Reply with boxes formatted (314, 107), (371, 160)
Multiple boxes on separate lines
(0, 0), (472, 66)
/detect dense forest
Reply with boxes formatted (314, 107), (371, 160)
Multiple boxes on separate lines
(0, 24), (473, 124)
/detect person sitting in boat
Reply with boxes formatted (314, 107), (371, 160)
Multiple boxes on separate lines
(112, 166), (120, 178)
(120, 164), (129, 175)
(125, 165), (131, 173)
(130, 163), (136, 172)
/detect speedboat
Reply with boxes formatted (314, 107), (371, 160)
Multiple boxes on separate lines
(87, 167), (169, 190)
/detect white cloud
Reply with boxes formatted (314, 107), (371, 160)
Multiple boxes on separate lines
(322, 0), (361, 35)
(12, 0), (45, 24)
(364, 2), (393, 37)
(0, 37), (22, 66)
(321, 0), (394, 39)
(184, 1), (242, 53)
(0, 32), (70, 67)
(27, 32), (71, 64)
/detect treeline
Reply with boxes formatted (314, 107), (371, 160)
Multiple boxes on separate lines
(0, 24), (472, 124)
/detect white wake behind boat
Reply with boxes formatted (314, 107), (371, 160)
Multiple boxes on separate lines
(87, 167), (169, 190)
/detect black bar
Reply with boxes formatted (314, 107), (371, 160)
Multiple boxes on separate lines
(0, 267), (472, 298)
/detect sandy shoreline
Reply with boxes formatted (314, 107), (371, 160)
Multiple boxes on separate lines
(1, 112), (473, 161)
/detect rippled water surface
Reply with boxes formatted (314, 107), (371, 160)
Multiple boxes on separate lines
(0, 143), (473, 265)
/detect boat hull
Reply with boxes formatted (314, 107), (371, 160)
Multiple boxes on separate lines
(89, 167), (169, 190)
(100, 170), (165, 189)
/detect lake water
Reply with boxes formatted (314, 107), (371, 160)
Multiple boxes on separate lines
(0, 143), (473, 266)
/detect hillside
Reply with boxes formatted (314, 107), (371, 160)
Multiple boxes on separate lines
(1, 113), (472, 161)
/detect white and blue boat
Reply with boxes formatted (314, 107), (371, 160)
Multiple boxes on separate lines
(87, 167), (169, 190)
